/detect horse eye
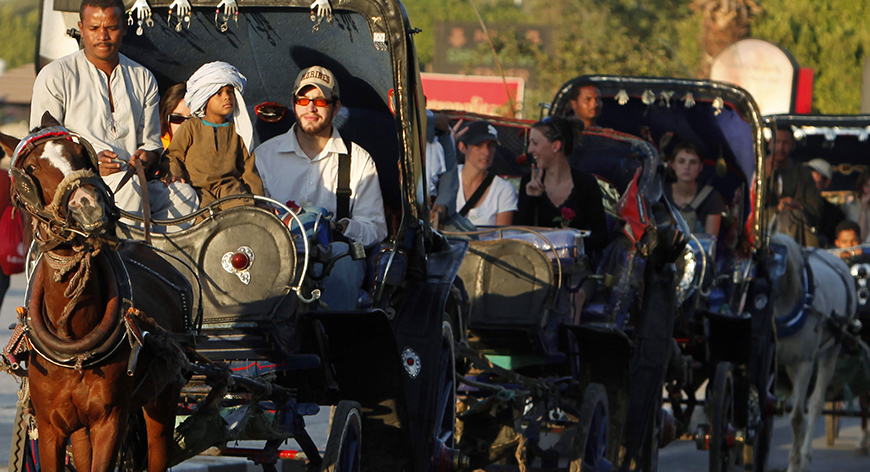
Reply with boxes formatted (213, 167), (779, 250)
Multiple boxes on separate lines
(26, 165), (38, 173)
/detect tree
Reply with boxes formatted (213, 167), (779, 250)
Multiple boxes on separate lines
(0, 0), (39, 70)
(750, 0), (870, 114)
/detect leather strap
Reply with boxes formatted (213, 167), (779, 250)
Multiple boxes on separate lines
(134, 160), (152, 245)
(336, 137), (352, 221)
(459, 172), (495, 217)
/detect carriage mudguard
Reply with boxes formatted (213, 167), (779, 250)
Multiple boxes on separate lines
(311, 309), (414, 471)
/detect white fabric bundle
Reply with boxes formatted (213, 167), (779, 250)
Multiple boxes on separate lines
(185, 61), (253, 151)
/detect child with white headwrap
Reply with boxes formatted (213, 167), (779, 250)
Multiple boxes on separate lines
(165, 61), (263, 208)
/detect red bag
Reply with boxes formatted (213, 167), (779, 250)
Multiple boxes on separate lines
(0, 206), (25, 275)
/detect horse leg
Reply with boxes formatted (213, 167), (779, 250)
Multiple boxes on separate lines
(86, 409), (127, 472)
(36, 424), (70, 472)
(799, 345), (840, 472)
(70, 429), (93, 472)
(786, 361), (813, 472)
(143, 385), (180, 472)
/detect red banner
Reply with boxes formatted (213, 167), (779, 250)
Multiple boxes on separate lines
(421, 73), (524, 118)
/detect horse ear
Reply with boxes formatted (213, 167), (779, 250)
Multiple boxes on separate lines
(40, 111), (62, 129)
(0, 132), (19, 168)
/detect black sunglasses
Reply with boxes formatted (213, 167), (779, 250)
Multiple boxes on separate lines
(295, 97), (336, 107)
(168, 113), (192, 125)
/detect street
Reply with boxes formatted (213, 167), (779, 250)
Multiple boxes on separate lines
(0, 271), (868, 471)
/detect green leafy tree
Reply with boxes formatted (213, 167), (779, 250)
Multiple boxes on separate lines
(751, 0), (870, 114)
(0, 0), (39, 70)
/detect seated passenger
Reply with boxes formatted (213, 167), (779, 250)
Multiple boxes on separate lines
(833, 220), (863, 259)
(845, 169), (870, 243)
(517, 116), (608, 252)
(517, 116), (609, 323)
(455, 121), (518, 226)
(165, 62), (263, 208)
(253, 65), (387, 311)
(426, 111), (475, 232)
(159, 83), (190, 149)
(805, 158), (845, 247)
(664, 141), (725, 236)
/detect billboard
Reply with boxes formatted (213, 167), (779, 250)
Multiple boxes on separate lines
(421, 73), (525, 118)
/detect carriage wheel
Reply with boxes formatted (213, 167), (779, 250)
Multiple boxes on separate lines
(709, 362), (742, 472)
(570, 383), (611, 472)
(825, 401), (842, 446)
(429, 315), (461, 469)
(321, 401), (362, 472)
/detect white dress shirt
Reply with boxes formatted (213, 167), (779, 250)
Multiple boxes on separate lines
(253, 125), (388, 247)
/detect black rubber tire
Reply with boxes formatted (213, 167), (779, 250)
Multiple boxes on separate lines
(436, 316), (457, 448)
(321, 400), (362, 472)
(709, 362), (742, 472)
(571, 383), (611, 472)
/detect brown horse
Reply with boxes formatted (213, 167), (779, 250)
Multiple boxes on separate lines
(0, 113), (193, 472)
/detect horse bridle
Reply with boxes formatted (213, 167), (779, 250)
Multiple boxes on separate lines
(10, 126), (119, 246)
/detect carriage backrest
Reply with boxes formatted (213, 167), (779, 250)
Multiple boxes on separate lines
(457, 238), (555, 331)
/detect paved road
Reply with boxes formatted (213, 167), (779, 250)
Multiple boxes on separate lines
(1, 271), (868, 471)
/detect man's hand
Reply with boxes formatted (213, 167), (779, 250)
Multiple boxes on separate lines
(130, 149), (158, 172)
(526, 163), (545, 197)
(97, 150), (124, 176)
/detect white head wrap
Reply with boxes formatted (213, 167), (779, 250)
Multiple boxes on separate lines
(185, 61), (254, 151)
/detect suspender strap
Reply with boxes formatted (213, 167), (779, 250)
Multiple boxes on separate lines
(336, 137), (353, 221)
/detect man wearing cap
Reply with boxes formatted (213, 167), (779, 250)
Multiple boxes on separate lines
(30, 0), (198, 231)
(253, 65), (386, 310)
(806, 157), (845, 246)
(455, 121), (517, 226)
(767, 126), (824, 246)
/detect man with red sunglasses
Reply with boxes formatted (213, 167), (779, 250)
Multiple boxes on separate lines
(253, 66), (387, 311)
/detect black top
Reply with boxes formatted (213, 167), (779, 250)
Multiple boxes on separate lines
(664, 184), (726, 234)
(517, 167), (609, 251)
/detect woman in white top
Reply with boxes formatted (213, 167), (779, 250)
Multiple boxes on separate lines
(455, 121), (518, 226)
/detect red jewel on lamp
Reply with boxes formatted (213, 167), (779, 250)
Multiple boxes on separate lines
(231, 252), (249, 269)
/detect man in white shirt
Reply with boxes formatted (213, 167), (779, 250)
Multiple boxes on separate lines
(30, 0), (198, 231)
(253, 66), (387, 310)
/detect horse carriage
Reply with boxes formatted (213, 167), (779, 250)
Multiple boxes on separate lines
(433, 101), (689, 469)
(2, 0), (471, 471)
(762, 113), (870, 452)
(543, 76), (780, 472)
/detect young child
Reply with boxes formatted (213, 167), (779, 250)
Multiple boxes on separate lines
(166, 62), (263, 208)
(833, 219), (863, 259)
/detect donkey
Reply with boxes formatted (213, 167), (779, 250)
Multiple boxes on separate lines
(770, 232), (857, 472)
(0, 113), (193, 472)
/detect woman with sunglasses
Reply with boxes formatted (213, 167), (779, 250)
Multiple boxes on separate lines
(518, 116), (608, 323)
(159, 83), (191, 149)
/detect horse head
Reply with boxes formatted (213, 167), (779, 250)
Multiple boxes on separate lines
(0, 112), (117, 244)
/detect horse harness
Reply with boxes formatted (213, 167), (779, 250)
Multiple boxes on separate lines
(775, 248), (855, 339)
(9, 126), (119, 250)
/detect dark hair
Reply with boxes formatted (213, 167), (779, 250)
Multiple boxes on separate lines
(856, 169), (870, 198)
(532, 115), (584, 154)
(836, 220), (861, 238)
(671, 141), (702, 162)
(159, 83), (187, 137)
(80, 0), (126, 20)
(568, 81), (598, 101)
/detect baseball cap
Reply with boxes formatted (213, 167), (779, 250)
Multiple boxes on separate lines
(805, 158), (832, 181)
(459, 121), (500, 146)
(293, 66), (340, 99)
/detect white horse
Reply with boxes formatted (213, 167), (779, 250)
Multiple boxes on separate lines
(771, 233), (857, 472)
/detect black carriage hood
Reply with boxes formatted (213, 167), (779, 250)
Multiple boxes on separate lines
(551, 76), (768, 246)
(113, 0), (427, 224)
(763, 114), (870, 194)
